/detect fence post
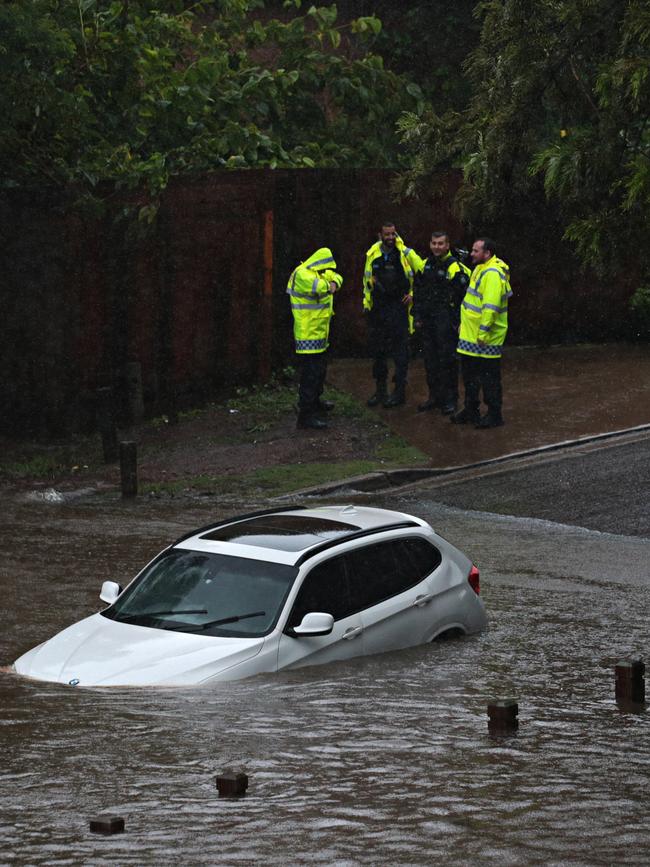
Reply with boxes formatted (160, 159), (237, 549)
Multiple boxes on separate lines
(258, 208), (274, 382)
(119, 441), (138, 498)
(125, 361), (144, 425)
(96, 387), (118, 463)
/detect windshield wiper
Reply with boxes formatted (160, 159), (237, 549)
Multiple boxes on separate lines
(191, 610), (267, 631)
(118, 608), (207, 623)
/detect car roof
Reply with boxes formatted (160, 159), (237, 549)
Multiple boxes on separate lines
(173, 505), (428, 566)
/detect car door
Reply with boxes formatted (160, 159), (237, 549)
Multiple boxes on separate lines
(277, 553), (364, 671)
(344, 536), (442, 657)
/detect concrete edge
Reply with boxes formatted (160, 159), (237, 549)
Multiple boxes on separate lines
(281, 423), (650, 499)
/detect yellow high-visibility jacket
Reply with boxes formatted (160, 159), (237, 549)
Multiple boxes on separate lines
(458, 255), (512, 358)
(286, 248), (343, 354)
(362, 236), (422, 333)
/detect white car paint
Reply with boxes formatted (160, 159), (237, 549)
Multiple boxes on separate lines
(276, 609), (365, 672)
(13, 505), (487, 687)
(14, 613), (268, 686)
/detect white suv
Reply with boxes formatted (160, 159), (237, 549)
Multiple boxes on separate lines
(13, 505), (486, 687)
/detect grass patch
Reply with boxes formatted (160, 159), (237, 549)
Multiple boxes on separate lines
(144, 475), (222, 496)
(142, 461), (379, 498)
(1, 453), (67, 479)
(226, 380), (297, 419)
(375, 434), (428, 466)
(224, 379), (373, 424)
(0, 444), (101, 480)
(246, 460), (379, 494)
(321, 387), (376, 422)
(142, 444), (427, 498)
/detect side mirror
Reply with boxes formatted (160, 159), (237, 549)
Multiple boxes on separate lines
(292, 612), (334, 637)
(100, 581), (122, 605)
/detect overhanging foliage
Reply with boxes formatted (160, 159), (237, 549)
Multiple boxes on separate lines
(1, 0), (424, 209)
(398, 0), (650, 286)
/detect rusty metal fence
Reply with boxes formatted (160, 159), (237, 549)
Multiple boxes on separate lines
(0, 169), (635, 436)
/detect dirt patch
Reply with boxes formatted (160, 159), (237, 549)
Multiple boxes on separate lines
(0, 380), (429, 500)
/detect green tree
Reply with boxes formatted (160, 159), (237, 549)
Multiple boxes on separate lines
(398, 0), (650, 286)
(371, 0), (479, 113)
(0, 0), (425, 205)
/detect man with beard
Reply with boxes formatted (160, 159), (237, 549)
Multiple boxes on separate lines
(452, 237), (512, 428)
(363, 221), (421, 408)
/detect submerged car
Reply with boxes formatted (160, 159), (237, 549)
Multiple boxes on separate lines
(13, 505), (486, 687)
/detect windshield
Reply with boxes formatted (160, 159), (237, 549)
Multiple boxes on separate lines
(101, 549), (298, 637)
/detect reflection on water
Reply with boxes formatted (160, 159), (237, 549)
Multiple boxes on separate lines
(1, 497), (649, 865)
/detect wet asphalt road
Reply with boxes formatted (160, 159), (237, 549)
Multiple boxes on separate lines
(402, 435), (650, 538)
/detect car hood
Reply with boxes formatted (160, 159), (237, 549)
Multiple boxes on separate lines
(13, 613), (266, 687)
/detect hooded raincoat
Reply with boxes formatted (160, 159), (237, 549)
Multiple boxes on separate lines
(287, 248), (343, 354)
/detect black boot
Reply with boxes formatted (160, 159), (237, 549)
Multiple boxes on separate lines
(367, 382), (388, 407)
(451, 407), (480, 425)
(383, 385), (406, 408)
(297, 414), (328, 430)
(475, 413), (504, 429)
(417, 395), (437, 412)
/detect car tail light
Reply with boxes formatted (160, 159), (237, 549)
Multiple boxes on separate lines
(468, 565), (480, 595)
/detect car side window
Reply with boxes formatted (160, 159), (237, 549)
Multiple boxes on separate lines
(286, 555), (353, 628)
(344, 537), (441, 612)
(397, 537), (442, 580)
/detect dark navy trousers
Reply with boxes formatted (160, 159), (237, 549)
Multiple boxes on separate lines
(459, 354), (502, 418)
(297, 352), (327, 416)
(367, 303), (410, 387)
(419, 309), (459, 406)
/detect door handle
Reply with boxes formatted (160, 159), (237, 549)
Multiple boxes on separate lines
(413, 594), (434, 608)
(342, 626), (363, 640)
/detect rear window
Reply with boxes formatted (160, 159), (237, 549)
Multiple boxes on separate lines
(345, 537), (442, 612)
(201, 514), (360, 552)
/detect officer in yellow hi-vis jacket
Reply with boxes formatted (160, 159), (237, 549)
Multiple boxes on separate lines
(287, 247), (343, 430)
(363, 221), (422, 408)
(452, 237), (512, 428)
(412, 231), (471, 415)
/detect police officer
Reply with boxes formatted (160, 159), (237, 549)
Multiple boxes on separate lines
(452, 237), (512, 428)
(413, 231), (471, 415)
(363, 221), (421, 408)
(287, 247), (343, 430)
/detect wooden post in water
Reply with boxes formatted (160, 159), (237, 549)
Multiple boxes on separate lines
(216, 770), (248, 798)
(119, 441), (137, 498)
(89, 815), (125, 835)
(615, 659), (645, 707)
(96, 387), (118, 463)
(487, 699), (519, 733)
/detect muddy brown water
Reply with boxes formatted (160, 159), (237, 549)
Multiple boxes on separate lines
(2, 493), (649, 865)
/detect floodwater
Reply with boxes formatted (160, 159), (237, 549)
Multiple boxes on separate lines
(2, 493), (649, 865)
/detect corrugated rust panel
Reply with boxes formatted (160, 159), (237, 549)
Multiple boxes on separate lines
(158, 174), (273, 392)
(0, 170), (639, 435)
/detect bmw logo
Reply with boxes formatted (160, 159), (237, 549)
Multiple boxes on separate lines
(69, 678), (80, 686)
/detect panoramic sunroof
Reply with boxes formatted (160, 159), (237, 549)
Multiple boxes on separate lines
(200, 514), (361, 552)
